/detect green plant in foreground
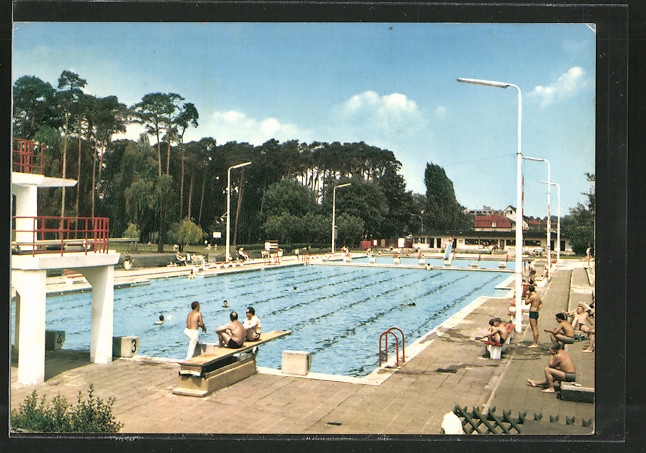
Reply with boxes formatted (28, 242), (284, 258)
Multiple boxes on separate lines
(11, 384), (123, 433)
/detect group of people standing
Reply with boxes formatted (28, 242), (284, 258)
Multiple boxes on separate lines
(183, 302), (262, 360)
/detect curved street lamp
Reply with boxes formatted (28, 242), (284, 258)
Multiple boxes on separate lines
(226, 162), (252, 262)
(332, 183), (351, 254)
(540, 180), (560, 265)
(458, 77), (523, 332)
(524, 156), (551, 278)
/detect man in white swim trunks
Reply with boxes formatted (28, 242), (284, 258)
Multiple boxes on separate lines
(243, 306), (262, 341)
(184, 301), (207, 360)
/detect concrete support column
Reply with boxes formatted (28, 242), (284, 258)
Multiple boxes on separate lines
(14, 292), (21, 351)
(80, 265), (114, 364)
(13, 185), (39, 249)
(13, 270), (47, 385)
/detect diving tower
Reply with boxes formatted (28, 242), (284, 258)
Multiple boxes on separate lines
(11, 138), (120, 385)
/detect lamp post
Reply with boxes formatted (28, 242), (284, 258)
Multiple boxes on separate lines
(458, 77), (523, 332)
(524, 156), (551, 278)
(226, 162), (251, 262)
(540, 180), (560, 265)
(413, 211), (424, 233)
(332, 183), (351, 254)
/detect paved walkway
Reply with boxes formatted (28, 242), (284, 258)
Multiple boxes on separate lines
(10, 258), (595, 435)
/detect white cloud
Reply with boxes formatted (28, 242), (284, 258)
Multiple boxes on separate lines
(114, 110), (308, 145)
(187, 110), (309, 145)
(261, 118), (281, 135)
(528, 66), (589, 107)
(331, 90), (428, 139)
(113, 123), (146, 141)
(435, 106), (447, 120)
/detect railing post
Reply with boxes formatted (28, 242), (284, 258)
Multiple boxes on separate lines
(386, 327), (406, 363)
(379, 329), (402, 367)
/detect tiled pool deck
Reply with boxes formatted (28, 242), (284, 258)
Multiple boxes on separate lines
(9, 256), (595, 436)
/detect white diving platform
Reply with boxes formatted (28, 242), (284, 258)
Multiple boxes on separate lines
(12, 165), (119, 386)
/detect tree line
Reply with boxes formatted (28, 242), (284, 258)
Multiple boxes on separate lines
(12, 70), (593, 253)
(13, 71), (470, 251)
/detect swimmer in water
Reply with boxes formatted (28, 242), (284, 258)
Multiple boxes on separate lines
(223, 300), (229, 308)
(155, 315), (165, 325)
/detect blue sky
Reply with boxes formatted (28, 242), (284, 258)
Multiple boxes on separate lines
(12, 22), (595, 217)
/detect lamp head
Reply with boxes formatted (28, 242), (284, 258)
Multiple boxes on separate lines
(457, 78), (510, 89)
(231, 161), (252, 169)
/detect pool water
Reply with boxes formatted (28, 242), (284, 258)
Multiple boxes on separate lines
(12, 264), (509, 378)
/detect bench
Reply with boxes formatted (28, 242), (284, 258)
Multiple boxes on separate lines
(189, 254), (205, 268)
(560, 383), (594, 403)
(173, 330), (291, 397)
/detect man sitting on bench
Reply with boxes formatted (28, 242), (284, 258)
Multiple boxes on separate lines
(216, 311), (246, 349)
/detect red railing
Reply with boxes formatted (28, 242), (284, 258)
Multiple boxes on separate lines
(12, 216), (110, 256)
(378, 327), (406, 367)
(12, 138), (43, 175)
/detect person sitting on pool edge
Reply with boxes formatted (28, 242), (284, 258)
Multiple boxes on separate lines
(527, 341), (576, 393)
(243, 306), (262, 341)
(216, 311), (246, 349)
(544, 312), (576, 344)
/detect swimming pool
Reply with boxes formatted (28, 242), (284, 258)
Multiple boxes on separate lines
(12, 264), (510, 377)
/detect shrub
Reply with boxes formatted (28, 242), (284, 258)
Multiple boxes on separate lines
(123, 222), (141, 240)
(11, 384), (123, 433)
(168, 218), (205, 249)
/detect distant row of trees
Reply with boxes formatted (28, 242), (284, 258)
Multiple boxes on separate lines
(560, 173), (595, 255)
(12, 70), (593, 252)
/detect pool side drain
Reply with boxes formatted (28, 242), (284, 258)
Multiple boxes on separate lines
(326, 422), (342, 426)
(436, 368), (458, 373)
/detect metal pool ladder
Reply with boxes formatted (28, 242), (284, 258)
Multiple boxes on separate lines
(379, 327), (405, 367)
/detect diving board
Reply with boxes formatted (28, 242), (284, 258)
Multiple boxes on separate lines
(173, 330), (291, 397)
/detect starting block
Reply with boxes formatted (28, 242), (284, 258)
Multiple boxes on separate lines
(484, 340), (504, 359)
(45, 330), (66, 351)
